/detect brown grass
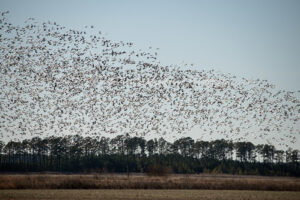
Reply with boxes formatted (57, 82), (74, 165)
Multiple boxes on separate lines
(1, 190), (300, 200)
(0, 174), (299, 191)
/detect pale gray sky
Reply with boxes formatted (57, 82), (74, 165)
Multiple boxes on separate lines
(1, 0), (299, 149)
(1, 0), (300, 91)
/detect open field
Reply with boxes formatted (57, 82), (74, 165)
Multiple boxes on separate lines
(0, 189), (300, 200)
(0, 174), (299, 191)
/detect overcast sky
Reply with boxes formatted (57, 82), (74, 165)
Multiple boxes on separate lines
(1, 0), (300, 91)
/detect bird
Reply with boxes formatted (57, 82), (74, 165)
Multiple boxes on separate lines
(0, 11), (299, 148)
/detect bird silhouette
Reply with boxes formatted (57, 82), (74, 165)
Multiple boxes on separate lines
(0, 11), (299, 148)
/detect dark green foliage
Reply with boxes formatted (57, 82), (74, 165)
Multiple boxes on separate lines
(0, 135), (299, 176)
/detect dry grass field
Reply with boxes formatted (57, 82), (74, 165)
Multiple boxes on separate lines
(0, 189), (300, 200)
(0, 173), (299, 191)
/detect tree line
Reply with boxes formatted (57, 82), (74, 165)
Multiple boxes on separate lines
(0, 135), (299, 176)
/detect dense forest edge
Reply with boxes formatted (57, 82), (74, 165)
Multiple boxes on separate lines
(0, 135), (299, 176)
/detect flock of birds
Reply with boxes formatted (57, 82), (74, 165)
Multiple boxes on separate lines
(0, 11), (299, 148)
